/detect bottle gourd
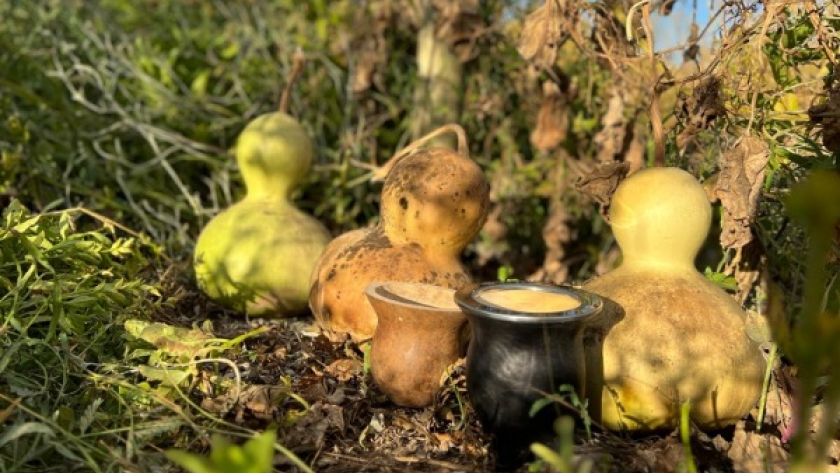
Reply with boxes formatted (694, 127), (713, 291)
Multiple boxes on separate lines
(583, 167), (766, 431)
(309, 129), (490, 342)
(194, 112), (330, 316)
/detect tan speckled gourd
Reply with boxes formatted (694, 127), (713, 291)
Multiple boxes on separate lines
(309, 125), (490, 342)
(583, 167), (766, 431)
(194, 112), (330, 316)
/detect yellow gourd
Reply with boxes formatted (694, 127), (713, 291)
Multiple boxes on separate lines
(194, 111), (330, 316)
(583, 167), (766, 431)
(309, 125), (490, 342)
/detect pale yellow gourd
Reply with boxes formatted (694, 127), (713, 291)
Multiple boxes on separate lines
(309, 125), (490, 342)
(194, 112), (330, 316)
(583, 167), (766, 431)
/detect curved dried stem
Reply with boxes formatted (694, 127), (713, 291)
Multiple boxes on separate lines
(370, 123), (469, 182)
(279, 48), (306, 115)
(641, 2), (665, 166)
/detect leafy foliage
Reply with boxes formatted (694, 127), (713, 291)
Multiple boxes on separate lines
(0, 200), (164, 471)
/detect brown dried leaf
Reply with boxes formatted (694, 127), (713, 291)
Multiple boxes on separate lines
(676, 76), (726, 151)
(714, 136), (770, 249)
(759, 381), (793, 433)
(530, 197), (572, 283)
(282, 402), (346, 450)
(808, 82), (840, 153)
(474, 204), (508, 266)
(590, 7), (635, 62)
(346, 0), (394, 95)
(574, 161), (631, 211)
(723, 238), (764, 303)
(352, 49), (384, 95)
(516, 0), (567, 69)
(727, 427), (790, 473)
(659, 0), (678, 15)
(635, 437), (685, 473)
(744, 308), (772, 345)
(530, 81), (569, 153)
(593, 86), (628, 163)
(431, 0), (483, 62)
(199, 385), (287, 420)
(325, 358), (363, 382)
(240, 385), (285, 419)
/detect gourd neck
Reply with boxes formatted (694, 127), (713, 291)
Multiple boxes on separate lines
(243, 186), (294, 205)
(619, 255), (696, 273)
(384, 227), (462, 259)
(243, 175), (294, 202)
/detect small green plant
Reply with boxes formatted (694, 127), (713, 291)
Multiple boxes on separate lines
(166, 430), (279, 473)
(530, 416), (593, 473)
(123, 319), (266, 398)
(497, 264), (515, 282)
(770, 170), (840, 473)
(527, 385), (595, 472)
(703, 266), (738, 292)
(678, 402), (698, 473)
(530, 385), (593, 441)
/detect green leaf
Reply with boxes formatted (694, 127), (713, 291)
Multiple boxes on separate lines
(529, 397), (554, 418)
(784, 170), (840, 229)
(703, 268), (738, 291)
(165, 450), (218, 473)
(137, 365), (192, 386)
(0, 422), (55, 448)
(165, 431), (278, 473)
(191, 70), (211, 96)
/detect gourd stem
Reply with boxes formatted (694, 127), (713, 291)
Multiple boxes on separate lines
(279, 48), (306, 115)
(371, 123), (469, 181)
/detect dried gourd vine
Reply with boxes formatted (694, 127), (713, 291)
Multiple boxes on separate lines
(278, 48), (306, 115)
(370, 123), (470, 182)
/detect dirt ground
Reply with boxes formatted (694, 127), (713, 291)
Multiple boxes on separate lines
(154, 293), (839, 473)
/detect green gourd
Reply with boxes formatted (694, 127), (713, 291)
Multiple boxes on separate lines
(194, 111), (330, 316)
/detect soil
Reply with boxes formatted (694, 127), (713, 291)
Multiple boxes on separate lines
(156, 266), (840, 473)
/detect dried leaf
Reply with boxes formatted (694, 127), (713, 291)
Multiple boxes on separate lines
(714, 136), (770, 249)
(325, 358), (362, 382)
(346, 0), (394, 95)
(676, 76), (726, 150)
(727, 427), (789, 473)
(659, 0), (678, 15)
(432, 0), (483, 62)
(808, 82), (840, 153)
(353, 50), (384, 95)
(239, 385), (286, 419)
(516, 0), (566, 69)
(744, 308), (772, 345)
(590, 7), (635, 61)
(282, 402), (346, 450)
(723, 240), (763, 304)
(574, 161), (631, 210)
(530, 81), (569, 153)
(530, 197), (572, 283)
(593, 86), (629, 163)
